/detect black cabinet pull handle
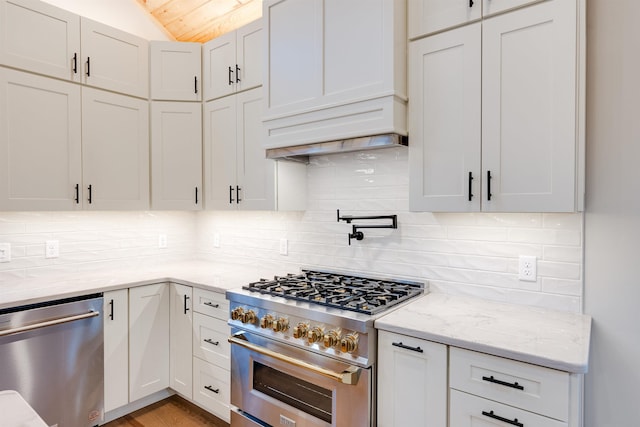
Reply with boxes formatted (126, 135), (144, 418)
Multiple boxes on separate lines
(204, 338), (220, 346)
(194, 76), (198, 94)
(468, 172), (474, 201)
(228, 66), (234, 85)
(109, 299), (114, 320)
(183, 294), (190, 314)
(75, 184), (80, 204)
(482, 375), (524, 390)
(204, 302), (220, 308)
(204, 385), (220, 394)
(236, 185), (242, 203)
(86, 57), (90, 77)
(482, 411), (523, 427)
(229, 185), (235, 204)
(73, 53), (78, 74)
(195, 187), (199, 204)
(87, 184), (92, 204)
(236, 64), (241, 83)
(487, 170), (492, 201)
(392, 341), (423, 353)
(470, 0), (474, 7)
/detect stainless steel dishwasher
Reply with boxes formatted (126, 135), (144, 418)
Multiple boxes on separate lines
(0, 293), (104, 427)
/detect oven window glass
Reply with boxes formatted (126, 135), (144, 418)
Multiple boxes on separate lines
(253, 361), (332, 423)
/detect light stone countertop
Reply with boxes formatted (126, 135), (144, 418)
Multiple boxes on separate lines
(375, 293), (592, 374)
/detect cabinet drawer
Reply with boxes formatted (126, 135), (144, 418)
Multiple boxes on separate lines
(193, 312), (230, 369)
(193, 287), (229, 320)
(450, 389), (567, 427)
(193, 357), (230, 423)
(450, 347), (569, 421)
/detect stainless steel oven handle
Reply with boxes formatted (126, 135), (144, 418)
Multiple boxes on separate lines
(0, 310), (100, 338)
(229, 334), (362, 385)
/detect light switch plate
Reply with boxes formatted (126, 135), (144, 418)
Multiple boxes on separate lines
(0, 243), (10, 263)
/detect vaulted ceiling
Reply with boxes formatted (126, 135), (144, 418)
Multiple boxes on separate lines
(137, 0), (262, 43)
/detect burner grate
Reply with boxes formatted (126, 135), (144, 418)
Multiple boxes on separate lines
(243, 270), (423, 315)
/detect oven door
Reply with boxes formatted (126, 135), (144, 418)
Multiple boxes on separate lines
(229, 330), (373, 427)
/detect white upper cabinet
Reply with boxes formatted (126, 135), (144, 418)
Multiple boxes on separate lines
(262, 0), (407, 149)
(150, 41), (201, 101)
(151, 101), (202, 210)
(202, 19), (262, 101)
(410, 0), (584, 212)
(82, 87), (150, 210)
(0, 68), (82, 210)
(81, 17), (149, 98)
(0, 0), (81, 81)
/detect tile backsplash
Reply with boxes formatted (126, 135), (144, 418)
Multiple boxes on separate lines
(0, 148), (583, 313)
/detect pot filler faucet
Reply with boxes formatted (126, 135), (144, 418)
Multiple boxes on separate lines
(336, 209), (398, 245)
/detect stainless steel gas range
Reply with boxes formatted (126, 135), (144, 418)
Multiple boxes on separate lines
(226, 270), (425, 427)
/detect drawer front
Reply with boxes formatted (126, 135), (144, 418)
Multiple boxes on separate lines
(450, 347), (569, 421)
(450, 389), (567, 427)
(193, 357), (230, 423)
(193, 312), (230, 369)
(193, 287), (229, 320)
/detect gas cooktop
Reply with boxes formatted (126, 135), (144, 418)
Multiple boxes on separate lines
(243, 269), (424, 315)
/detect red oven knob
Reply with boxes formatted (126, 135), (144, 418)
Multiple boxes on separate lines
(323, 330), (341, 348)
(241, 309), (257, 325)
(231, 307), (244, 321)
(272, 317), (289, 333)
(260, 314), (274, 329)
(293, 323), (309, 339)
(308, 326), (324, 344)
(340, 333), (359, 353)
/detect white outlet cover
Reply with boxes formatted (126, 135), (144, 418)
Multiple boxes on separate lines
(279, 238), (288, 256)
(213, 233), (220, 248)
(518, 255), (537, 282)
(158, 234), (167, 249)
(0, 243), (10, 263)
(45, 240), (59, 259)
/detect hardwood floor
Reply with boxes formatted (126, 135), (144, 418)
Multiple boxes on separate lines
(102, 396), (230, 427)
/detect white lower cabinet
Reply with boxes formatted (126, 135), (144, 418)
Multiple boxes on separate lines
(377, 331), (448, 427)
(129, 283), (170, 402)
(103, 289), (129, 413)
(169, 283), (193, 399)
(193, 356), (231, 421)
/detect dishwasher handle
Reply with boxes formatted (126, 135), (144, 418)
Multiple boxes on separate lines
(0, 310), (100, 338)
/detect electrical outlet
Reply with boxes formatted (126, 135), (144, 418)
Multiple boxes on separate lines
(213, 233), (220, 248)
(518, 255), (537, 282)
(158, 234), (167, 249)
(0, 243), (10, 263)
(45, 240), (59, 259)
(279, 238), (288, 256)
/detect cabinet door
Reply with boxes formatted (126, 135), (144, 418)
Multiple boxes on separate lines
(151, 102), (202, 210)
(80, 17), (149, 98)
(103, 289), (129, 413)
(482, 0), (577, 212)
(236, 88), (275, 210)
(263, 0), (322, 115)
(150, 41), (201, 101)
(170, 283), (193, 399)
(483, 0), (543, 18)
(82, 87), (149, 210)
(409, 0), (481, 39)
(235, 19), (262, 94)
(377, 331), (448, 427)
(129, 283), (170, 402)
(0, 68), (82, 210)
(0, 0), (80, 81)
(409, 24), (481, 212)
(203, 95), (238, 210)
(202, 31), (236, 101)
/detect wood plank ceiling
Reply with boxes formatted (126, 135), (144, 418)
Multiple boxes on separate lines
(137, 0), (262, 43)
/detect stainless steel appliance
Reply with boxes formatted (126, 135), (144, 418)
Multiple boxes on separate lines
(0, 293), (104, 427)
(227, 270), (424, 427)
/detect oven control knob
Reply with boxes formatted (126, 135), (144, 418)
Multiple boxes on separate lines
(307, 326), (324, 344)
(272, 317), (289, 333)
(293, 323), (309, 339)
(340, 333), (359, 353)
(260, 314), (274, 329)
(231, 307), (244, 321)
(323, 330), (341, 348)
(241, 309), (257, 325)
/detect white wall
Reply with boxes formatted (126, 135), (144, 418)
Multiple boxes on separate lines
(40, 0), (172, 40)
(584, 0), (640, 424)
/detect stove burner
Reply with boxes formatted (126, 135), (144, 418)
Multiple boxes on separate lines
(243, 270), (423, 315)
